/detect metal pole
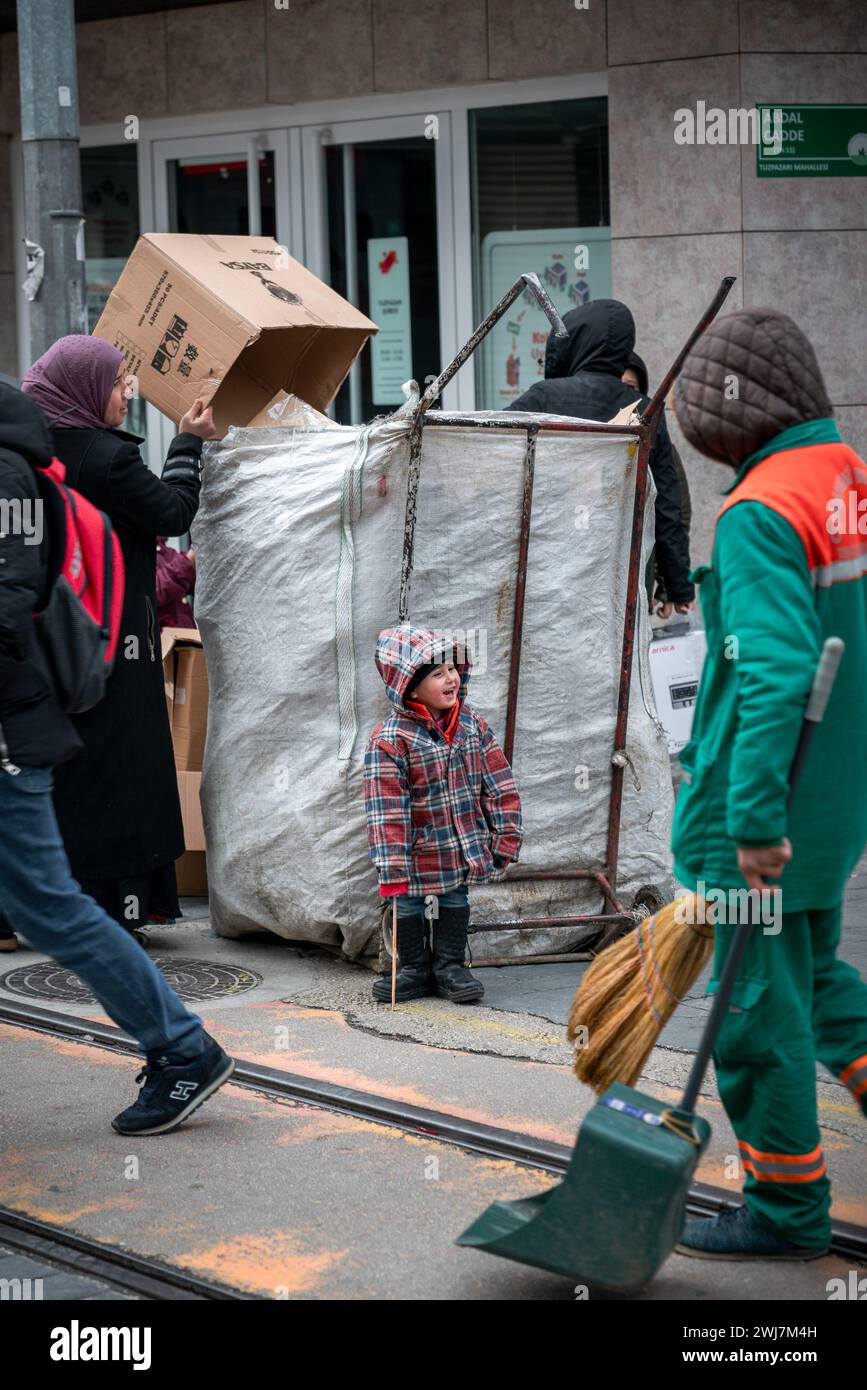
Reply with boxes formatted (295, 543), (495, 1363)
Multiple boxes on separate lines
(342, 145), (362, 425)
(603, 422), (653, 894)
(17, 0), (87, 358)
(503, 425), (538, 763)
(245, 135), (262, 237)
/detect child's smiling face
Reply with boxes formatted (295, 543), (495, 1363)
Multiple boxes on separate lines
(410, 660), (460, 712)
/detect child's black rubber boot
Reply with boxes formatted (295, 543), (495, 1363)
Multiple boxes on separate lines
(373, 914), (434, 1002)
(432, 904), (484, 1003)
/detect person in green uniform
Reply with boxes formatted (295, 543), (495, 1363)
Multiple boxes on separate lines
(669, 308), (867, 1259)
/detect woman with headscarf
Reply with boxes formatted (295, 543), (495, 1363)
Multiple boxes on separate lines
(21, 334), (216, 944)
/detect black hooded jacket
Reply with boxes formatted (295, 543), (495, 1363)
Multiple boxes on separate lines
(0, 384), (80, 766)
(508, 300), (694, 602)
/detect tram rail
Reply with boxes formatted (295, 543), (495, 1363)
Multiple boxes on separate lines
(2, 998), (865, 1272)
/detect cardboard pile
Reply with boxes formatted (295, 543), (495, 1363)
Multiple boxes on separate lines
(162, 627), (209, 896)
(93, 234), (377, 435)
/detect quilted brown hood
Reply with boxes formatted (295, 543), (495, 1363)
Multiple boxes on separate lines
(673, 309), (833, 468)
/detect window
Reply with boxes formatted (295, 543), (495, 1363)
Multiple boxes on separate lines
(81, 144), (147, 444)
(324, 136), (440, 424)
(470, 97), (610, 409)
(167, 151), (276, 237)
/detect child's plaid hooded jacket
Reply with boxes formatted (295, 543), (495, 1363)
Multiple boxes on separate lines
(364, 625), (523, 896)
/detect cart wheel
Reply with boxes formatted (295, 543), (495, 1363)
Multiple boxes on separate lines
(631, 884), (666, 919)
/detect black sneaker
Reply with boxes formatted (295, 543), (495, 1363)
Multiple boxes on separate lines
(111, 1033), (235, 1136)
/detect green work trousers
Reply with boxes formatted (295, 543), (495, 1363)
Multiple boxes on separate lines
(711, 902), (867, 1249)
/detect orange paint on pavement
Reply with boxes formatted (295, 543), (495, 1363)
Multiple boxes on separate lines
(0, 1024), (131, 1069)
(218, 1043), (577, 1146)
(3, 1193), (143, 1225)
(274, 1110), (387, 1145)
(171, 1232), (349, 1297)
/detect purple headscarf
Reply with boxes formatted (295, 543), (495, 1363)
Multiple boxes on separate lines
(22, 335), (124, 431)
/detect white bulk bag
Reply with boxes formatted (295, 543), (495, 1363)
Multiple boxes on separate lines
(194, 409), (674, 960)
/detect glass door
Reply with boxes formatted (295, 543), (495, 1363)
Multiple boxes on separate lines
(81, 143), (149, 452)
(303, 113), (457, 423)
(149, 130), (293, 462)
(153, 130), (291, 241)
(167, 149), (276, 237)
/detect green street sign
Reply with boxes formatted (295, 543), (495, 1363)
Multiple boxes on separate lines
(757, 104), (867, 177)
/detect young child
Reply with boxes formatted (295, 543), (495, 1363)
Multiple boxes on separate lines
(364, 624), (523, 1004)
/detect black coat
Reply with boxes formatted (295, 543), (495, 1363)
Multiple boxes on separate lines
(0, 385), (81, 768)
(50, 426), (203, 880)
(508, 300), (694, 603)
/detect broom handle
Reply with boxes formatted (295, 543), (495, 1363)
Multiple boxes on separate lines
(679, 637), (844, 1114)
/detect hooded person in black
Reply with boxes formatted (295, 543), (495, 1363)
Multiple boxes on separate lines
(0, 383), (80, 772)
(508, 299), (694, 607)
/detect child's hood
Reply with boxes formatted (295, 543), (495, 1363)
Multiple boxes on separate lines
(374, 624), (471, 717)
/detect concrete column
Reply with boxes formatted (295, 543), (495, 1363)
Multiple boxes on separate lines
(17, 0), (86, 360)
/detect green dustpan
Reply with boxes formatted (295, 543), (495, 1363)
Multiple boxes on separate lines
(456, 1083), (710, 1291)
(457, 639), (843, 1290)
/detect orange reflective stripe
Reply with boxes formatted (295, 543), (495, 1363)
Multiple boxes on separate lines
(840, 1053), (867, 1099)
(738, 1139), (826, 1183)
(840, 1052), (867, 1084)
(741, 1159), (827, 1185)
(738, 1139), (822, 1165)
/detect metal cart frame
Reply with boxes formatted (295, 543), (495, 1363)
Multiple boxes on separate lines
(397, 273), (736, 962)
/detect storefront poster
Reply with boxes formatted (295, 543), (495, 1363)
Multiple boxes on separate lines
(479, 227), (612, 409)
(756, 104), (867, 178)
(367, 236), (413, 405)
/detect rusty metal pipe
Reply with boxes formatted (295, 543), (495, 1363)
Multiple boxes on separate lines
(605, 276), (737, 885)
(425, 415), (642, 436)
(503, 426), (537, 763)
(594, 870), (627, 916)
(472, 952), (594, 968)
(500, 867), (606, 881)
(413, 272), (567, 423)
(398, 420), (424, 622)
(604, 424), (651, 888)
(468, 913), (632, 932)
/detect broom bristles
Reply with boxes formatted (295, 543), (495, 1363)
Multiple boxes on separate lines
(567, 895), (714, 1093)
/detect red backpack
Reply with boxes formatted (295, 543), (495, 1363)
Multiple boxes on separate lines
(34, 458), (125, 714)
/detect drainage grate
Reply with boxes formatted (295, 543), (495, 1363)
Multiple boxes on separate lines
(0, 958), (262, 1004)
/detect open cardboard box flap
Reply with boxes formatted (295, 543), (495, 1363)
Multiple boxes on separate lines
(94, 234), (377, 435)
(161, 625), (203, 666)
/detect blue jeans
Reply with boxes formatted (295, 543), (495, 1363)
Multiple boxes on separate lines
(0, 766), (203, 1060)
(395, 884), (469, 921)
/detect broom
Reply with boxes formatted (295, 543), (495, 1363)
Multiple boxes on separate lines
(568, 635), (844, 1094)
(567, 894), (714, 1091)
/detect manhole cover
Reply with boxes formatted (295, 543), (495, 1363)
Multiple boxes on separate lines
(0, 958), (262, 1004)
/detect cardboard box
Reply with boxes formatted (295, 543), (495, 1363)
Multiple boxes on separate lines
(174, 726), (207, 898)
(162, 627), (208, 771)
(177, 770), (206, 851)
(176, 850), (207, 897)
(93, 234), (377, 435)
